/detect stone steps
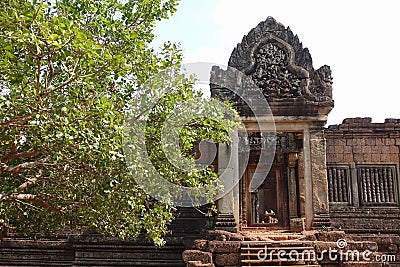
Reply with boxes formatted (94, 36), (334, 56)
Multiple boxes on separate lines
(214, 213), (237, 233)
(241, 240), (320, 266)
(311, 214), (331, 230)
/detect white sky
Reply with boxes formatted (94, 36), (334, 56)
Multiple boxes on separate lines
(152, 0), (400, 126)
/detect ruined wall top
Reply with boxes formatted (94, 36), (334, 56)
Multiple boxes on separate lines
(326, 117), (400, 137)
(211, 17), (334, 117)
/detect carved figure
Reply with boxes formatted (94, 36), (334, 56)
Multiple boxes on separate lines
(264, 209), (278, 224)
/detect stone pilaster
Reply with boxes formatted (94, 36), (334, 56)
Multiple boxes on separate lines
(216, 130), (239, 232)
(310, 124), (330, 216)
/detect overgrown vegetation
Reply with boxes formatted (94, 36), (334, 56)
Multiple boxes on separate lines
(0, 0), (238, 245)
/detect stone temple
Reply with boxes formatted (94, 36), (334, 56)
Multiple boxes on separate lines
(1, 17), (399, 267)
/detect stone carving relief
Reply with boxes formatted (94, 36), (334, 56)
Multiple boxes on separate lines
(238, 132), (277, 152)
(310, 64), (333, 101)
(251, 42), (306, 99)
(212, 16), (334, 106)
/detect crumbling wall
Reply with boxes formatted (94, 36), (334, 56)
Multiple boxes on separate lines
(326, 118), (400, 164)
(182, 230), (243, 267)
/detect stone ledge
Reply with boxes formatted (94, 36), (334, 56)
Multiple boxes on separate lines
(182, 250), (213, 264)
(214, 253), (239, 266)
(207, 241), (241, 253)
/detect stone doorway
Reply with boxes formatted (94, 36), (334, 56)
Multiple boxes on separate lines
(244, 163), (286, 227)
(241, 132), (304, 229)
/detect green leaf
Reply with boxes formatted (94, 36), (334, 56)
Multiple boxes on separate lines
(0, 0), (232, 246)
(5, 51), (15, 59)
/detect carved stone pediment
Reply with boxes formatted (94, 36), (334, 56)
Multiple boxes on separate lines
(228, 17), (332, 103)
(250, 40), (310, 100)
(211, 17), (334, 116)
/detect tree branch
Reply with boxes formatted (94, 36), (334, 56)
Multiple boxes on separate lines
(1, 150), (44, 164)
(36, 55), (43, 107)
(1, 156), (50, 174)
(0, 112), (37, 128)
(16, 178), (37, 193)
(0, 193), (57, 212)
(40, 55), (82, 97)
(46, 54), (55, 89)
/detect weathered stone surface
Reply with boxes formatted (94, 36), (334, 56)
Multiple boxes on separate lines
(186, 261), (215, 267)
(315, 231), (347, 242)
(387, 244), (398, 254)
(186, 261), (202, 267)
(392, 236), (400, 246)
(310, 127), (330, 215)
(290, 218), (306, 232)
(209, 230), (244, 241)
(194, 239), (209, 250)
(207, 241), (241, 253)
(242, 235), (259, 241)
(182, 250), (213, 264)
(360, 241), (379, 252)
(301, 233), (318, 241)
(214, 253), (240, 266)
(314, 241), (337, 253)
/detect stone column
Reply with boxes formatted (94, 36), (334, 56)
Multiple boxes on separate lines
(303, 128), (314, 229)
(309, 124), (330, 215)
(287, 152), (299, 219)
(216, 130), (239, 232)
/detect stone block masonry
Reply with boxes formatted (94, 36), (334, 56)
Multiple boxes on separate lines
(325, 117), (400, 234)
(325, 118), (400, 165)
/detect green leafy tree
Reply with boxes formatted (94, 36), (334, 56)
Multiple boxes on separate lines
(0, 0), (238, 245)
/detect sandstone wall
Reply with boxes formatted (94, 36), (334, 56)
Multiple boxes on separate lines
(326, 118), (400, 164)
(325, 118), (400, 233)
